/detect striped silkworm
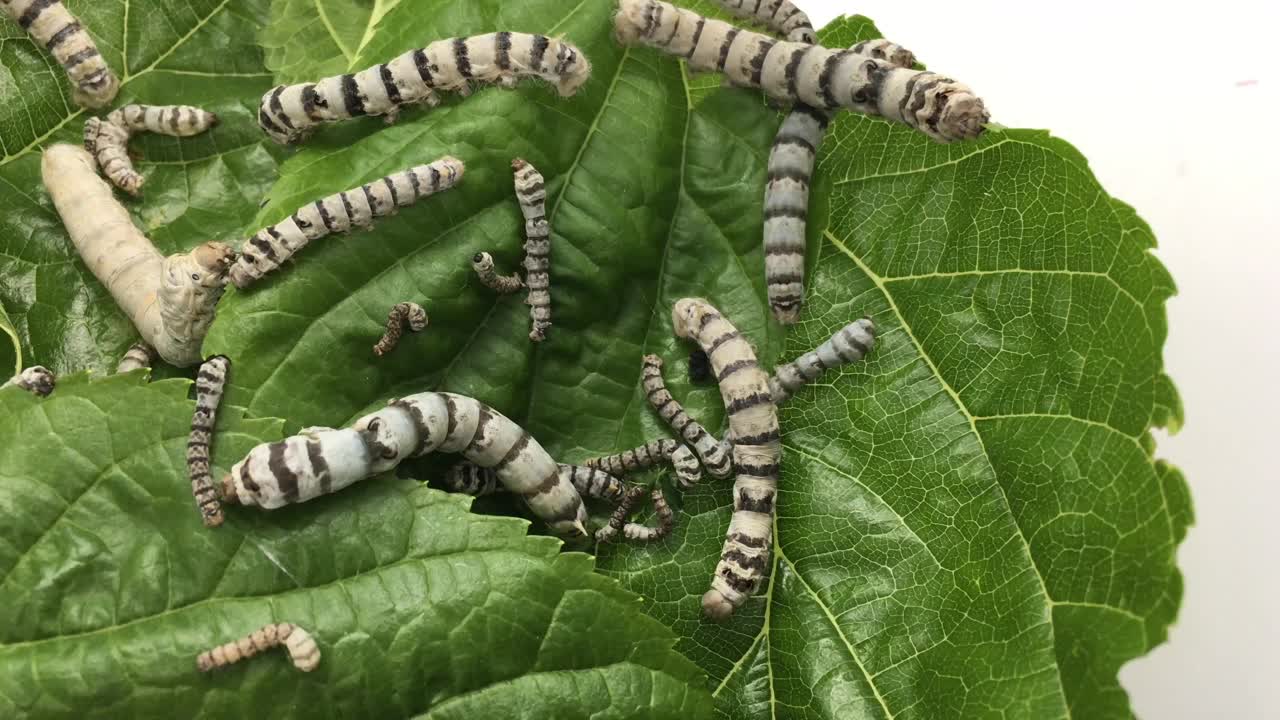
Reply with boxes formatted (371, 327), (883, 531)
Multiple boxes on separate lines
(584, 439), (704, 489)
(613, 0), (989, 143)
(222, 392), (590, 537)
(622, 486), (675, 542)
(642, 354), (733, 479)
(708, 0), (815, 43)
(42, 144), (235, 367)
(83, 105), (219, 196)
(445, 462), (627, 505)
(196, 623), (320, 673)
(770, 316), (876, 403)
(373, 302), (428, 356)
(471, 251), (524, 294)
(763, 103), (826, 324)
(513, 158), (552, 342)
(228, 157), (464, 289)
(1, 0), (118, 108)
(672, 298), (781, 620)
(595, 485), (646, 543)
(188, 356), (230, 528)
(257, 32), (592, 144)
(116, 342), (156, 374)
(3, 366), (55, 396)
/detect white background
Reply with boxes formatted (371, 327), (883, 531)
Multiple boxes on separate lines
(800, 1), (1280, 717)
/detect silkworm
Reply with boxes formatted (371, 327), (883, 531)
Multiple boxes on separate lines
(41, 144), (235, 367)
(513, 158), (552, 342)
(471, 251), (524, 294)
(196, 623), (320, 673)
(613, 0), (989, 143)
(770, 316), (876, 403)
(671, 298), (780, 620)
(0, 0), (118, 108)
(445, 462), (627, 504)
(641, 354), (733, 479)
(688, 349), (713, 384)
(83, 105), (219, 196)
(116, 342), (156, 374)
(3, 366), (55, 396)
(188, 356), (230, 528)
(373, 302), (428, 356)
(763, 103), (826, 324)
(584, 438), (704, 488)
(622, 486), (675, 542)
(443, 461), (500, 497)
(257, 32), (592, 144)
(229, 157), (465, 289)
(708, 0), (815, 43)
(595, 485), (646, 543)
(222, 392), (590, 537)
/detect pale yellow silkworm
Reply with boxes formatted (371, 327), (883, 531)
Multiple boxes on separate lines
(0, 0), (118, 108)
(196, 623), (320, 673)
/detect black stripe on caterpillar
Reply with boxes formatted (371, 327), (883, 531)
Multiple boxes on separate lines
(116, 342), (157, 374)
(222, 392), (590, 538)
(257, 32), (592, 144)
(672, 298), (780, 620)
(513, 158), (552, 342)
(641, 354), (733, 479)
(229, 157), (464, 289)
(708, 0), (815, 44)
(1, 0), (118, 108)
(472, 251), (524, 294)
(189, 356), (230, 528)
(583, 439), (704, 489)
(3, 365), (55, 396)
(196, 622), (320, 673)
(373, 302), (428, 356)
(83, 106), (219, 196)
(613, 0), (989, 143)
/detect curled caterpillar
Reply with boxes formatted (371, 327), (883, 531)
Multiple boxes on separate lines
(763, 103), (827, 324)
(471, 251), (524, 294)
(584, 439), (704, 488)
(595, 485), (646, 543)
(196, 623), (320, 673)
(623, 486), (675, 542)
(770, 316), (876, 403)
(42, 144), (234, 367)
(1, 0), (118, 108)
(642, 354), (733, 479)
(373, 302), (428, 356)
(116, 342), (157, 374)
(613, 0), (989, 143)
(513, 158), (552, 342)
(223, 392), (589, 537)
(189, 356), (230, 528)
(83, 105), (219, 196)
(708, 0), (815, 43)
(672, 298), (781, 620)
(229, 157), (464, 289)
(3, 366), (55, 396)
(257, 33), (592, 144)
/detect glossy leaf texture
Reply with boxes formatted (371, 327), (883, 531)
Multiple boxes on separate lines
(0, 373), (713, 719)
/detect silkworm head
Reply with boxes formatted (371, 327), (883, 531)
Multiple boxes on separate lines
(702, 589), (734, 621)
(671, 298), (706, 339)
(472, 252), (492, 271)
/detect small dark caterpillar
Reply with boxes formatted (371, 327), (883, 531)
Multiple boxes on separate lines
(471, 251), (523, 294)
(770, 317), (876, 403)
(622, 486), (675, 542)
(513, 158), (552, 342)
(614, 0), (989, 143)
(224, 392), (589, 537)
(3, 366), (55, 396)
(594, 485), (646, 543)
(196, 623), (320, 673)
(373, 302), (428, 356)
(445, 462), (627, 505)
(188, 356), (230, 528)
(584, 439), (704, 488)
(688, 349), (713, 384)
(708, 0), (815, 43)
(257, 33), (592, 144)
(642, 354), (733, 479)
(672, 298), (780, 620)
(229, 157), (464, 289)
(83, 105), (219, 196)
(116, 342), (157, 374)
(763, 103), (827, 324)
(1, 0), (118, 108)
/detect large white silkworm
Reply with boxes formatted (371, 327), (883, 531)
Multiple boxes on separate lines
(257, 32), (592, 144)
(189, 356), (230, 528)
(641, 354), (733, 479)
(116, 342), (156, 374)
(584, 439), (704, 489)
(672, 298), (780, 620)
(228, 157), (464, 289)
(41, 144), (235, 367)
(196, 623), (320, 673)
(613, 0), (989, 143)
(708, 0), (815, 43)
(3, 366), (55, 396)
(222, 392), (590, 538)
(471, 251), (524, 294)
(83, 105), (219, 196)
(1, 0), (118, 108)
(372, 302), (428, 356)
(513, 158), (552, 342)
